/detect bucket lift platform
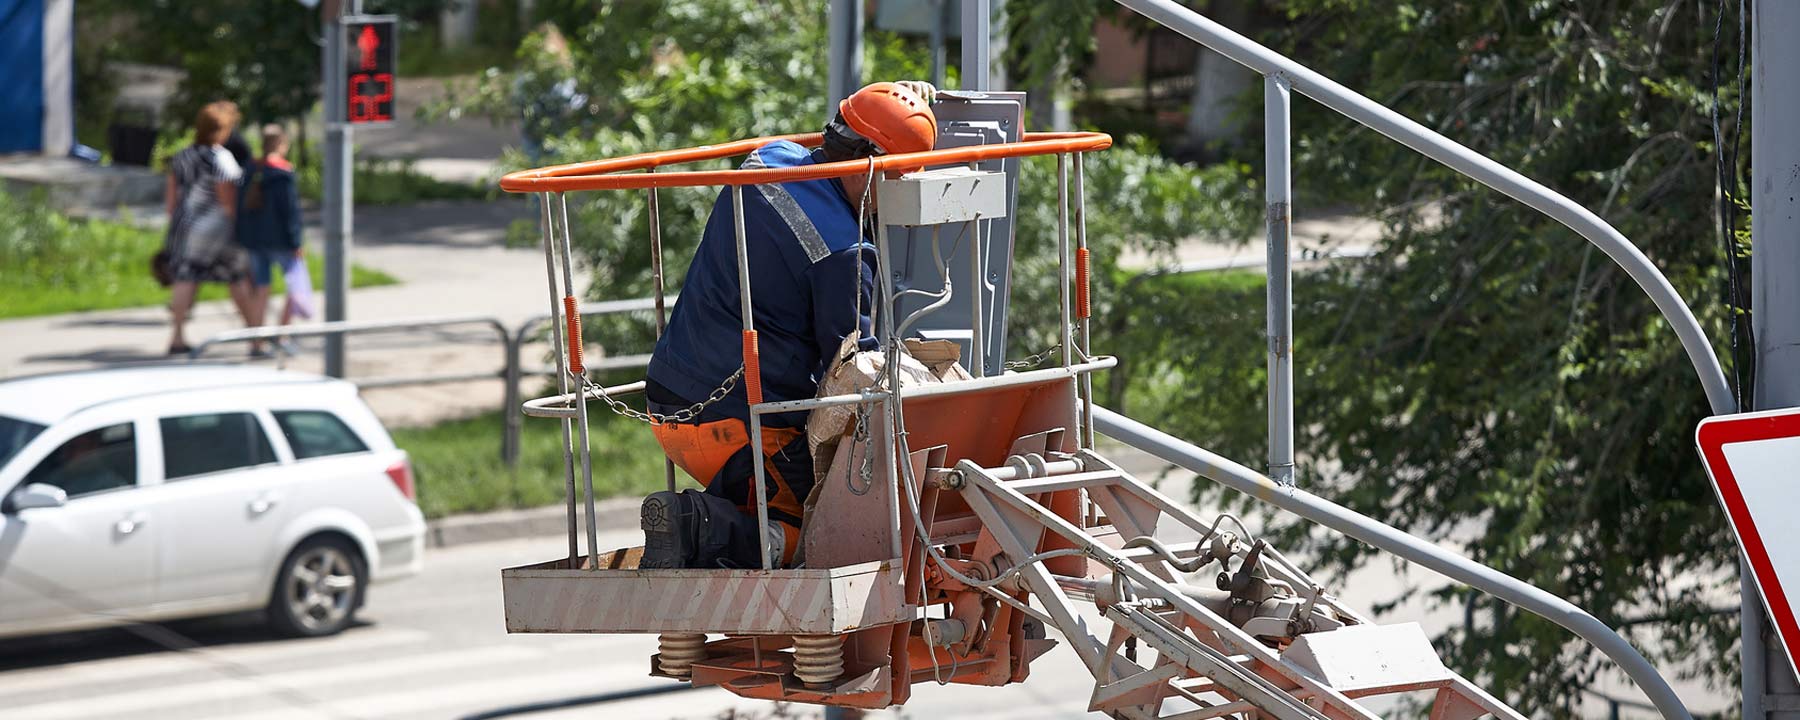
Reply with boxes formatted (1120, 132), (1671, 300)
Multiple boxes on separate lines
(494, 111), (1528, 717)
(503, 369), (1087, 709)
(500, 366), (1521, 717)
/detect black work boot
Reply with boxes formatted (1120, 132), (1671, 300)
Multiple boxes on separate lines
(639, 490), (698, 569)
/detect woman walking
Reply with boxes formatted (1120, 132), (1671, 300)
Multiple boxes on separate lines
(164, 101), (254, 355)
(237, 124), (311, 355)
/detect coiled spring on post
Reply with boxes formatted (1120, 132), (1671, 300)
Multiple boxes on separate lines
(657, 632), (708, 678)
(791, 634), (845, 686)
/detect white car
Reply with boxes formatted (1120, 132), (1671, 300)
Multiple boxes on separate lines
(0, 364), (425, 639)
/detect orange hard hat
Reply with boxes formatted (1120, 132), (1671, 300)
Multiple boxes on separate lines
(838, 82), (938, 156)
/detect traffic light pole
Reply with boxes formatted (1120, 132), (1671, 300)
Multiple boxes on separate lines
(1751, 1), (1800, 715)
(321, 0), (355, 378)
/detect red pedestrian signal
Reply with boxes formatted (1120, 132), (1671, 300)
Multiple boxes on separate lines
(342, 17), (397, 125)
(358, 25), (380, 70)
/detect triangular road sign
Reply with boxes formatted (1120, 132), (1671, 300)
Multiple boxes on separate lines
(1697, 407), (1800, 679)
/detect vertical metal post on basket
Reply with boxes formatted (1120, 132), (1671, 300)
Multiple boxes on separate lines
(539, 193), (581, 565)
(1264, 73), (1296, 487)
(1056, 155), (1075, 386)
(732, 185), (775, 570)
(556, 193), (601, 570)
(1074, 152), (1094, 449)
(647, 170), (678, 494)
(969, 212), (987, 379)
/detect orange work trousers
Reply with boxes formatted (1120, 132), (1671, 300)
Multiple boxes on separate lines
(651, 418), (812, 564)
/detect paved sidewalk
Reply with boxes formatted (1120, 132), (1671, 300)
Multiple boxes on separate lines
(1114, 208), (1387, 273)
(0, 198), (572, 426)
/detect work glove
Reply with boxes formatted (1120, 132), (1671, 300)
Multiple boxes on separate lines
(896, 80), (939, 105)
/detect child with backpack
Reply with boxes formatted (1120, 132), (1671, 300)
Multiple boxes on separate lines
(236, 124), (312, 356)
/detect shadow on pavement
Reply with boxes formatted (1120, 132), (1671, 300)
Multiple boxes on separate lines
(0, 613), (375, 673)
(23, 347), (176, 365)
(458, 681), (700, 720)
(53, 316), (168, 329)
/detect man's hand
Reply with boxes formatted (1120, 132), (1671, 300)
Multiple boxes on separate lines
(896, 80), (938, 104)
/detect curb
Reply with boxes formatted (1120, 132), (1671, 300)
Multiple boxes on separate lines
(426, 496), (641, 548)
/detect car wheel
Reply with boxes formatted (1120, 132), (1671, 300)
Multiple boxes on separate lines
(268, 536), (366, 637)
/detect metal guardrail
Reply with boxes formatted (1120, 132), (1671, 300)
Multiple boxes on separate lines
(192, 297), (673, 466)
(1094, 405), (1691, 720)
(193, 314), (511, 389)
(1109, 1), (1725, 716)
(505, 295), (674, 463)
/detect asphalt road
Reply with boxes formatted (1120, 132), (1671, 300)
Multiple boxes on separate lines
(0, 527), (1104, 720)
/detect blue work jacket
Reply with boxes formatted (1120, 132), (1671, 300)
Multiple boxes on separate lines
(647, 141), (878, 426)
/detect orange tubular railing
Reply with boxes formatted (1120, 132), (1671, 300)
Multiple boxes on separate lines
(499, 132), (1113, 194)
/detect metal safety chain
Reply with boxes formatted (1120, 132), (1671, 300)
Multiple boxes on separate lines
(847, 398), (876, 495)
(1004, 343), (1063, 371)
(845, 158), (882, 497)
(571, 366), (744, 425)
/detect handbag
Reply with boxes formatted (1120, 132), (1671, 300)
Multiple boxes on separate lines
(151, 248), (174, 287)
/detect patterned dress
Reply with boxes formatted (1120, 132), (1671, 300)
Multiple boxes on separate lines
(166, 144), (247, 283)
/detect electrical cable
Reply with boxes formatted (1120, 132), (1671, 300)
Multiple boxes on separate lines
(1711, 0), (1754, 412)
(854, 157), (876, 338)
(1720, 0), (1749, 405)
(843, 158), (881, 497)
(849, 154), (1116, 685)
(895, 228), (956, 336)
(863, 195), (1102, 679)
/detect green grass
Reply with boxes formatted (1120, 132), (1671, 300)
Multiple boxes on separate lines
(297, 157), (492, 207)
(392, 409), (668, 519)
(0, 190), (398, 319)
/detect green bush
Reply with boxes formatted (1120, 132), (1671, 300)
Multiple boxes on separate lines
(1097, 269), (1269, 464)
(0, 189), (397, 319)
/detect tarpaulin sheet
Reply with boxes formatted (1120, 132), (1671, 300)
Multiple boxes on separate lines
(0, 0), (45, 154)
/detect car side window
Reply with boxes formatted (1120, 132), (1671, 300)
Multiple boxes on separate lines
(272, 411), (369, 460)
(24, 423), (138, 498)
(160, 413), (277, 480)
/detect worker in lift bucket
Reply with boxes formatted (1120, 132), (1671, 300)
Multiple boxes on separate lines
(639, 81), (940, 570)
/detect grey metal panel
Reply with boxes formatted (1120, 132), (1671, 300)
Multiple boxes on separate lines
(885, 91), (1024, 377)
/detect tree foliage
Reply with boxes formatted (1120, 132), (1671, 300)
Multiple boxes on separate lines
(1095, 1), (1751, 713)
(450, 0), (1760, 712)
(456, 0), (1258, 360)
(81, 0), (449, 126)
